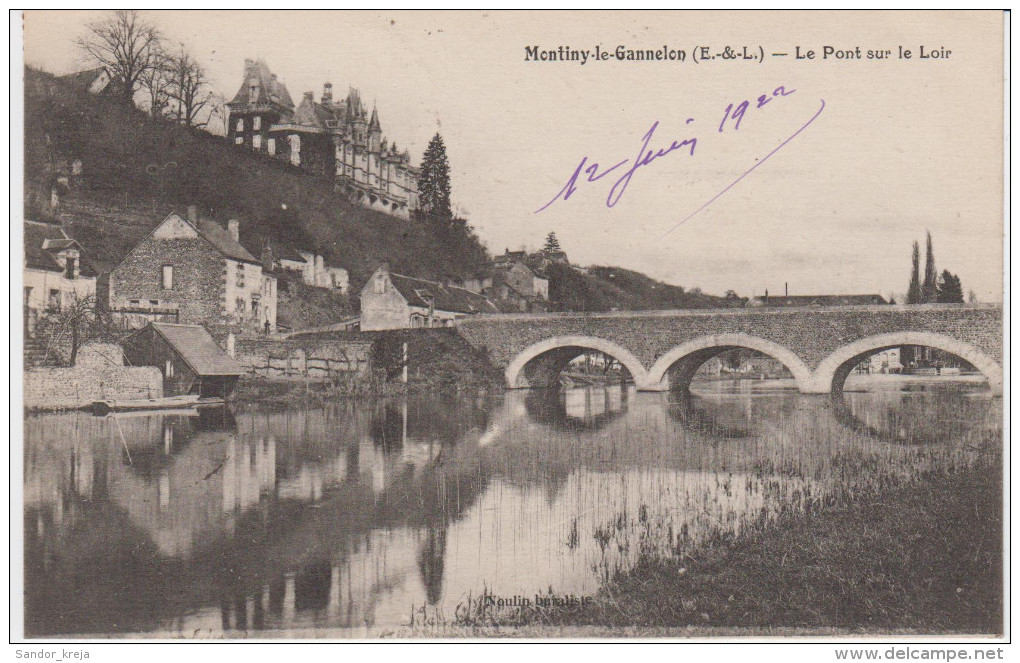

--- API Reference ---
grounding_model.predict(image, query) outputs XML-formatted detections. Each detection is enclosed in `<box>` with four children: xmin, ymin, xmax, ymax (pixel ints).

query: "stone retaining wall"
<box><xmin>235</xmin><ymin>337</ymin><xmax>372</xmax><ymax>381</ymax></box>
<box><xmin>24</xmin><ymin>343</ymin><xmax>163</xmax><ymax>409</ymax></box>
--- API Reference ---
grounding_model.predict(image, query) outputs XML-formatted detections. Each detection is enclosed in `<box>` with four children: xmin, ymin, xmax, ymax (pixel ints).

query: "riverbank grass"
<box><xmin>445</xmin><ymin>461</ymin><xmax>1002</xmax><ymax>635</ymax></box>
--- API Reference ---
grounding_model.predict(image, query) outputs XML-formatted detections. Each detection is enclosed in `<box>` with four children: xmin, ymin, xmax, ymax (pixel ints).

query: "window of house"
<box><xmin>236</xmin><ymin>297</ymin><xmax>246</xmax><ymax>314</ymax></box>
<box><xmin>129</xmin><ymin>299</ymin><xmax>140</xmax><ymax>306</ymax></box>
<box><xmin>165</xmin><ymin>359</ymin><xmax>175</xmax><ymax>378</ymax></box>
<box><xmin>236</xmin><ymin>263</ymin><xmax>246</xmax><ymax>288</ymax></box>
<box><xmin>235</xmin><ymin>136</ymin><xmax>244</xmax><ymax>145</ymax></box>
<box><xmin>149</xmin><ymin>299</ymin><xmax>159</xmax><ymax>307</ymax></box>
<box><xmin>236</xmin><ymin>118</ymin><xmax>244</xmax><ymax>132</ymax></box>
<box><xmin>48</xmin><ymin>289</ymin><xmax>61</xmax><ymax>311</ymax></box>
<box><xmin>267</xmin><ymin>138</ymin><xmax>276</xmax><ymax>155</ymax></box>
<box><xmin>253</xmin><ymin>115</ymin><xmax>261</xmax><ymax>131</ymax></box>
<box><xmin>252</xmin><ymin>299</ymin><xmax>260</xmax><ymax>319</ymax></box>
<box><xmin>374</xmin><ymin>274</ymin><xmax>385</xmax><ymax>294</ymax></box>
<box><xmin>253</xmin><ymin>134</ymin><xmax>262</xmax><ymax>150</ymax></box>
<box><xmin>64</xmin><ymin>256</ymin><xmax>76</xmax><ymax>279</ymax></box>
<box><xmin>162</xmin><ymin>265</ymin><xmax>173</xmax><ymax>289</ymax></box>
<box><xmin>248</xmin><ymin>83</ymin><xmax>258</xmax><ymax>104</ymax></box>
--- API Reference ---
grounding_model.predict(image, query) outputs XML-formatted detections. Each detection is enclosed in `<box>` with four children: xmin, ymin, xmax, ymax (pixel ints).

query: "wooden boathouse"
<box><xmin>122</xmin><ymin>322</ymin><xmax>244</xmax><ymax>398</ymax></box>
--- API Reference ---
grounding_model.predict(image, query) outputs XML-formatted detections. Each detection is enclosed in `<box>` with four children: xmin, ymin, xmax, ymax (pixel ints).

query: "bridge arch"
<box><xmin>812</xmin><ymin>331</ymin><xmax>1003</xmax><ymax>396</ymax></box>
<box><xmin>505</xmin><ymin>335</ymin><xmax>651</xmax><ymax>389</ymax></box>
<box><xmin>645</xmin><ymin>333</ymin><xmax>815</xmax><ymax>392</ymax></box>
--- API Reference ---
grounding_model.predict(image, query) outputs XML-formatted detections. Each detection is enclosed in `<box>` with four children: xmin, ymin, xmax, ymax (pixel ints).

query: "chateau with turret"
<box><xmin>227</xmin><ymin>59</ymin><xmax>419</xmax><ymax>219</ymax></box>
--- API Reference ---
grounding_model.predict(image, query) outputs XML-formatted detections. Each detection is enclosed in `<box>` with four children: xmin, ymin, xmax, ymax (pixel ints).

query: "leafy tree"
<box><xmin>936</xmin><ymin>269</ymin><xmax>964</xmax><ymax>303</ymax></box>
<box><xmin>921</xmin><ymin>231</ymin><xmax>938</xmax><ymax>303</ymax></box>
<box><xmin>968</xmin><ymin>290</ymin><xmax>978</xmax><ymax>303</ymax></box>
<box><xmin>543</xmin><ymin>231</ymin><xmax>562</xmax><ymax>254</ymax></box>
<box><xmin>418</xmin><ymin>133</ymin><xmax>452</xmax><ymax>219</ymax></box>
<box><xmin>907</xmin><ymin>240</ymin><xmax>922</xmax><ymax>304</ymax></box>
<box><xmin>76</xmin><ymin>10</ymin><xmax>162</xmax><ymax>107</ymax></box>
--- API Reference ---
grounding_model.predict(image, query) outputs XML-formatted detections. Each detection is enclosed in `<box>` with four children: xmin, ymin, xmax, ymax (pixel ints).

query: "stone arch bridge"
<box><xmin>454</xmin><ymin>304</ymin><xmax>1003</xmax><ymax>396</ymax></box>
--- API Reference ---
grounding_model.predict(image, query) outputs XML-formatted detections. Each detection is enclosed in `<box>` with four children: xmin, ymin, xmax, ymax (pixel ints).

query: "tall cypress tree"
<box><xmin>921</xmin><ymin>231</ymin><xmax>938</xmax><ymax>303</ymax></box>
<box><xmin>418</xmin><ymin>133</ymin><xmax>452</xmax><ymax>219</ymax></box>
<box><xmin>907</xmin><ymin>240</ymin><xmax>922</xmax><ymax>304</ymax></box>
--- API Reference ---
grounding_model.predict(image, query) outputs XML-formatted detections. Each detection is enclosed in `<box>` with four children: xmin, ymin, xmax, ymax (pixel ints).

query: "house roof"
<box><xmin>57</xmin><ymin>67</ymin><xmax>113</xmax><ymax>94</ymax></box>
<box><xmin>24</xmin><ymin>220</ymin><xmax>97</xmax><ymax>276</ymax></box>
<box><xmin>189</xmin><ymin>216</ymin><xmax>260</xmax><ymax>264</ymax></box>
<box><xmin>228</xmin><ymin>59</ymin><xmax>295</xmax><ymax>112</ymax></box>
<box><xmin>146</xmin><ymin>323</ymin><xmax>244</xmax><ymax>376</ymax></box>
<box><xmin>748</xmin><ymin>294</ymin><xmax>889</xmax><ymax>308</ymax></box>
<box><xmin>387</xmin><ymin>272</ymin><xmax>499</xmax><ymax>315</ymax></box>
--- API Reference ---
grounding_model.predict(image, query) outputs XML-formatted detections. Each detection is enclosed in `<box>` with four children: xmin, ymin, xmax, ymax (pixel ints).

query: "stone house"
<box><xmin>23</xmin><ymin>219</ymin><xmax>97</xmax><ymax>333</ymax></box>
<box><xmin>108</xmin><ymin>208</ymin><xmax>277</xmax><ymax>335</ymax></box>
<box><xmin>459</xmin><ymin>250</ymin><xmax>550</xmax><ymax>313</ymax></box>
<box><xmin>258</xmin><ymin>240</ymin><xmax>349</xmax><ymax>294</ymax></box>
<box><xmin>360</xmin><ymin>264</ymin><xmax>499</xmax><ymax>331</ymax></box>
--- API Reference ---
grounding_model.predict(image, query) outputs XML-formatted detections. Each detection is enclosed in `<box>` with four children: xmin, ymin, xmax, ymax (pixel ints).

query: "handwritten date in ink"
<box><xmin>537</xmin><ymin>84</ymin><xmax>809</xmax><ymax>214</ymax></box>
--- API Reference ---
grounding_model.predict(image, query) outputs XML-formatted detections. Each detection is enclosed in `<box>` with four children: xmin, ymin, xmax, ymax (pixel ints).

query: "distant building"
<box><xmin>745</xmin><ymin>294</ymin><xmax>889</xmax><ymax>308</ymax></box>
<box><xmin>458</xmin><ymin>249</ymin><xmax>550</xmax><ymax>313</ymax></box>
<box><xmin>23</xmin><ymin>220</ymin><xmax>97</xmax><ymax>333</ymax></box>
<box><xmin>360</xmin><ymin>264</ymin><xmax>499</xmax><ymax>331</ymax></box>
<box><xmin>108</xmin><ymin>208</ymin><xmax>277</xmax><ymax>335</ymax></box>
<box><xmin>226</xmin><ymin>59</ymin><xmax>419</xmax><ymax>219</ymax></box>
<box><xmin>122</xmin><ymin>322</ymin><xmax>244</xmax><ymax>398</ymax></box>
<box><xmin>56</xmin><ymin>66</ymin><xmax>115</xmax><ymax>96</ymax></box>
<box><xmin>260</xmin><ymin>240</ymin><xmax>349</xmax><ymax>294</ymax></box>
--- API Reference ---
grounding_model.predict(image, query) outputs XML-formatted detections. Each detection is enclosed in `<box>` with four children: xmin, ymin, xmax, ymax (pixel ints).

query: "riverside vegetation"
<box><xmin>406</xmin><ymin>386</ymin><xmax>1002</xmax><ymax>636</ymax></box>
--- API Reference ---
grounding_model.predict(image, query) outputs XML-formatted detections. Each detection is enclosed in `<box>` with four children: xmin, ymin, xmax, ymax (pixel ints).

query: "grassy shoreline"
<box><xmin>441</xmin><ymin>459</ymin><xmax>1002</xmax><ymax>635</ymax></box>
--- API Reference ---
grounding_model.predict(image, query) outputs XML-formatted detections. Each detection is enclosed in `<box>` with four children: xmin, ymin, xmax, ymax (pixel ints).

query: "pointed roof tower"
<box><xmin>369</xmin><ymin>104</ymin><xmax>381</xmax><ymax>131</ymax></box>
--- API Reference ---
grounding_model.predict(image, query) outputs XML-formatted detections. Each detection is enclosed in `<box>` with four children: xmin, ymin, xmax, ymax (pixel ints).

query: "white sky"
<box><xmin>22</xmin><ymin>10</ymin><xmax>1005</xmax><ymax>301</ymax></box>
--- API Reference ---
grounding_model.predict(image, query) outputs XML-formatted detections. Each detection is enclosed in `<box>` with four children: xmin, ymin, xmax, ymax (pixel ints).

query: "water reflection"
<box><xmin>524</xmin><ymin>386</ymin><xmax>629</xmax><ymax>431</ymax></box>
<box><xmin>24</xmin><ymin>381</ymin><xmax>1001</xmax><ymax>637</ymax></box>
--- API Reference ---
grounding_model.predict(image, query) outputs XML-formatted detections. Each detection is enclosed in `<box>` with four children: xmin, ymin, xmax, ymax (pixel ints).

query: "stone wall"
<box><xmin>24</xmin><ymin>342</ymin><xmax>163</xmax><ymax>409</ymax></box>
<box><xmin>235</xmin><ymin>337</ymin><xmax>372</xmax><ymax>381</ymax></box>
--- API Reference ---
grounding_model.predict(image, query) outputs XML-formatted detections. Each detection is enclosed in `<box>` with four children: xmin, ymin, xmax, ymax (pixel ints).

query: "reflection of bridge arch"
<box><xmin>523</xmin><ymin>388</ymin><xmax>629</xmax><ymax>431</ymax></box>
<box><xmin>506</xmin><ymin>336</ymin><xmax>650</xmax><ymax>389</ymax></box>
<box><xmin>647</xmin><ymin>333</ymin><xmax>814</xmax><ymax>392</ymax></box>
<box><xmin>811</xmin><ymin>331</ymin><xmax>1002</xmax><ymax>396</ymax></box>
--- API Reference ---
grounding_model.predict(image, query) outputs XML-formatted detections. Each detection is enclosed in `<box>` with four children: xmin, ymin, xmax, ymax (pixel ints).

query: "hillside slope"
<box><xmin>24</xmin><ymin>67</ymin><xmax>491</xmax><ymax>290</ymax></box>
<box><xmin>547</xmin><ymin>263</ymin><xmax>735</xmax><ymax>311</ymax></box>
<box><xmin>24</xmin><ymin>66</ymin><xmax>736</xmax><ymax>322</ymax></box>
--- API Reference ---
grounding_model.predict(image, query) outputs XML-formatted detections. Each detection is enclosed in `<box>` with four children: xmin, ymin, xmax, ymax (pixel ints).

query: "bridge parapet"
<box><xmin>455</xmin><ymin>304</ymin><xmax>1003</xmax><ymax>395</ymax></box>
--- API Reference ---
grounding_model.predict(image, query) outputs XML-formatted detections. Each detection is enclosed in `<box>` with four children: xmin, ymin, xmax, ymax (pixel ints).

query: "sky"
<box><xmin>21</xmin><ymin>10</ymin><xmax>1005</xmax><ymax>301</ymax></box>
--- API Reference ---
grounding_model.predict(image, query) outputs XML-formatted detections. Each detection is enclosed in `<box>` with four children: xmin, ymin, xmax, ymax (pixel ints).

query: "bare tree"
<box><xmin>32</xmin><ymin>293</ymin><xmax>112</xmax><ymax>366</ymax></box>
<box><xmin>167</xmin><ymin>48</ymin><xmax>210</xmax><ymax>127</ymax></box>
<box><xmin>76</xmin><ymin>10</ymin><xmax>162</xmax><ymax>107</ymax></box>
<box><xmin>138</xmin><ymin>45</ymin><xmax>173</xmax><ymax>119</ymax></box>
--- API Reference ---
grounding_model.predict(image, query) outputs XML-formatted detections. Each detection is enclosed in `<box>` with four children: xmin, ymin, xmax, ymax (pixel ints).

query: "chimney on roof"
<box><xmin>227</xmin><ymin>219</ymin><xmax>240</xmax><ymax>243</ymax></box>
<box><xmin>785</xmin><ymin>282</ymin><xmax>788</xmax><ymax>296</ymax></box>
<box><xmin>187</xmin><ymin>204</ymin><xmax>198</xmax><ymax>224</ymax></box>
<box><xmin>303</xmin><ymin>91</ymin><xmax>314</xmax><ymax>103</ymax></box>
<box><xmin>322</xmin><ymin>82</ymin><xmax>333</xmax><ymax>105</ymax></box>
<box><xmin>261</xmin><ymin>241</ymin><xmax>274</xmax><ymax>274</ymax></box>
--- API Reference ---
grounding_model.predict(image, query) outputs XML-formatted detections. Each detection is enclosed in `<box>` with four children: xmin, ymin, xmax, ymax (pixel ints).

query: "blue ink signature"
<box><xmin>534</xmin><ymin>85</ymin><xmax>825</xmax><ymax>233</ymax></box>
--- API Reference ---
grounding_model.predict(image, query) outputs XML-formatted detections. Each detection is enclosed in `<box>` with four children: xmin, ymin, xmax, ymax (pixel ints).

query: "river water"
<box><xmin>23</xmin><ymin>377</ymin><xmax>1000</xmax><ymax>637</ymax></box>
